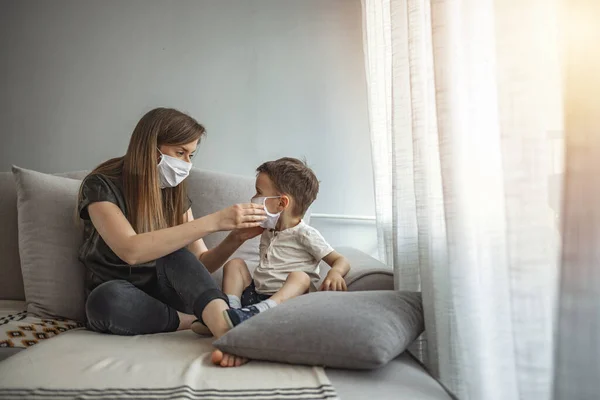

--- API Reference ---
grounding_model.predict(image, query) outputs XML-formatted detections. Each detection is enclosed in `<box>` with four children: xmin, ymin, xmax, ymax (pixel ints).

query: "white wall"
<box><xmin>0</xmin><ymin>0</ymin><xmax>379</xmax><ymax>256</ymax></box>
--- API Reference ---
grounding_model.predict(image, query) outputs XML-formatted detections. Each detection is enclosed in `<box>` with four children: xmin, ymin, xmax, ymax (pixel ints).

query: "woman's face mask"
<box><xmin>251</xmin><ymin>196</ymin><xmax>281</xmax><ymax>230</ymax></box>
<box><xmin>157</xmin><ymin>148</ymin><xmax>192</xmax><ymax>188</ymax></box>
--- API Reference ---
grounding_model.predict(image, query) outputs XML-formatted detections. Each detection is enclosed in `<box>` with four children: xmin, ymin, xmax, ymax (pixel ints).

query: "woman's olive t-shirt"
<box><xmin>77</xmin><ymin>174</ymin><xmax>191</xmax><ymax>294</ymax></box>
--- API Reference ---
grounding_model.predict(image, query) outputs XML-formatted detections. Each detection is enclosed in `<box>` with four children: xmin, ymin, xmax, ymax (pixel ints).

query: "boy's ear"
<box><xmin>280</xmin><ymin>195</ymin><xmax>290</xmax><ymax>210</ymax></box>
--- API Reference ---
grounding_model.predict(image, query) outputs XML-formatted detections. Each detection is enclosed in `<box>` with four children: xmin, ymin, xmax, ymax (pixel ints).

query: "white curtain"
<box><xmin>362</xmin><ymin>0</ymin><xmax>564</xmax><ymax>398</ymax></box>
<box><xmin>553</xmin><ymin>1</ymin><xmax>600</xmax><ymax>399</ymax></box>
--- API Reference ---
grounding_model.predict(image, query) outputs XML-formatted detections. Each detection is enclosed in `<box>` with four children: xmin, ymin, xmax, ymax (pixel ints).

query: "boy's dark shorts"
<box><xmin>241</xmin><ymin>281</ymin><xmax>271</xmax><ymax>307</ymax></box>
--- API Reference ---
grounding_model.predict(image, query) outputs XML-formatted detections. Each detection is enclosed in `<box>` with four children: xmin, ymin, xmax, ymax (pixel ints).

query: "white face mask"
<box><xmin>157</xmin><ymin>149</ymin><xmax>192</xmax><ymax>189</ymax></box>
<box><xmin>251</xmin><ymin>196</ymin><xmax>281</xmax><ymax>230</ymax></box>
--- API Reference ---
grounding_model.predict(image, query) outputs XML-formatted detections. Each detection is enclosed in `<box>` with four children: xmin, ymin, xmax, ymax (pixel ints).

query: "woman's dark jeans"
<box><xmin>86</xmin><ymin>248</ymin><xmax>228</xmax><ymax>335</ymax></box>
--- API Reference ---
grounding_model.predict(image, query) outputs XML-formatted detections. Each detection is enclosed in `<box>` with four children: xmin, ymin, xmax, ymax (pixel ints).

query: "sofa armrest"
<box><xmin>317</xmin><ymin>246</ymin><xmax>394</xmax><ymax>291</ymax></box>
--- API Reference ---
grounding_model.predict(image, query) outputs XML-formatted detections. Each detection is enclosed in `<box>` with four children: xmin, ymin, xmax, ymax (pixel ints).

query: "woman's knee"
<box><xmin>86</xmin><ymin>280</ymin><xmax>135</xmax><ymax>332</ymax></box>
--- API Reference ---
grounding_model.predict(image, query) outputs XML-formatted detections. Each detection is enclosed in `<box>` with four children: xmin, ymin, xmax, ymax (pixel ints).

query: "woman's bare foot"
<box><xmin>202</xmin><ymin>300</ymin><xmax>250</xmax><ymax>367</ymax></box>
<box><xmin>211</xmin><ymin>349</ymin><xmax>248</xmax><ymax>367</ymax></box>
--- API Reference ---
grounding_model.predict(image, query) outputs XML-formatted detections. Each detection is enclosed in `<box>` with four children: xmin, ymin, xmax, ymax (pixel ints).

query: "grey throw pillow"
<box><xmin>214</xmin><ymin>290</ymin><xmax>424</xmax><ymax>369</ymax></box>
<box><xmin>12</xmin><ymin>166</ymin><xmax>86</xmax><ymax>322</ymax></box>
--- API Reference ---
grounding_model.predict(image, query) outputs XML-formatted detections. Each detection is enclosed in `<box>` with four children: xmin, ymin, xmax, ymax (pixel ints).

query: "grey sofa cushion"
<box><xmin>12</xmin><ymin>167</ymin><xmax>86</xmax><ymax>321</ymax></box>
<box><xmin>57</xmin><ymin>171</ymin><xmax>89</xmax><ymax>180</ymax></box>
<box><xmin>186</xmin><ymin>169</ymin><xmax>312</xmax><ymax>288</ymax></box>
<box><xmin>185</xmin><ymin>169</ymin><xmax>256</xmax><ymax>247</ymax></box>
<box><xmin>214</xmin><ymin>290</ymin><xmax>424</xmax><ymax>369</ymax></box>
<box><xmin>0</xmin><ymin>170</ymin><xmax>88</xmax><ymax>302</ymax></box>
<box><xmin>0</xmin><ymin>172</ymin><xmax>24</xmax><ymax>301</ymax></box>
<box><xmin>186</xmin><ymin>169</ymin><xmax>313</xmax><ymax>286</ymax></box>
<box><xmin>185</xmin><ymin>169</ymin><xmax>259</xmax><ymax>288</ymax></box>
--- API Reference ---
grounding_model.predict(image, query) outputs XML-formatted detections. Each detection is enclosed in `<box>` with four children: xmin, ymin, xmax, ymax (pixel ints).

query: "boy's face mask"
<box><xmin>251</xmin><ymin>196</ymin><xmax>281</xmax><ymax>230</ymax></box>
<box><xmin>157</xmin><ymin>148</ymin><xmax>192</xmax><ymax>189</ymax></box>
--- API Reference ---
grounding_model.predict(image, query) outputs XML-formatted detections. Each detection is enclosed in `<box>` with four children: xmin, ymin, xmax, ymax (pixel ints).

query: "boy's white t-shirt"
<box><xmin>253</xmin><ymin>220</ymin><xmax>334</xmax><ymax>295</ymax></box>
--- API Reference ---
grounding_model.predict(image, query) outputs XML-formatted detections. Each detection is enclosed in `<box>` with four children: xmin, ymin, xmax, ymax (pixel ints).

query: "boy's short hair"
<box><xmin>257</xmin><ymin>157</ymin><xmax>319</xmax><ymax>217</ymax></box>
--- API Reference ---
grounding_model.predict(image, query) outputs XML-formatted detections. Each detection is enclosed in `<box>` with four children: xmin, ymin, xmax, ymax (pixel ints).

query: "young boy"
<box><xmin>221</xmin><ymin>157</ymin><xmax>351</xmax><ymax>328</ymax></box>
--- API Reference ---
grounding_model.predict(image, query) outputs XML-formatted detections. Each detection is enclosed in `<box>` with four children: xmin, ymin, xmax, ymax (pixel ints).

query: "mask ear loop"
<box><xmin>263</xmin><ymin>196</ymin><xmax>282</xmax><ymax>217</ymax></box>
<box><xmin>156</xmin><ymin>147</ymin><xmax>165</xmax><ymax>165</ymax></box>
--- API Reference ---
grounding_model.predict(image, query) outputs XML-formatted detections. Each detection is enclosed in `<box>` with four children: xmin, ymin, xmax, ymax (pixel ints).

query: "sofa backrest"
<box><xmin>0</xmin><ymin>168</ymin><xmax>264</xmax><ymax>301</ymax></box>
<box><xmin>0</xmin><ymin>172</ymin><xmax>24</xmax><ymax>300</ymax></box>
<box><xmin>185</xmin><ymin>169</ymin><xmax>260</xmax><ymax>286</ymax></box>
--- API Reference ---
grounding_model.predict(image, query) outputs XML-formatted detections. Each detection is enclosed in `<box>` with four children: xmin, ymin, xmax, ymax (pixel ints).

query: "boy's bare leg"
<box><xmin>269</xmin><ymin>271</ymin><xmax>311</xmax><ymax>305</ymax></box>
<box><xmin>221</xmin><ymin>271</ymin><xmax>312</xmax><ymax>329</ymax></box>
<box><xmin>222</xmin><ymin>258</ymin><xmax>252</xmax><ymax>298</ymax></box>
<box><xmin>192</xmin><ymin>259</ymin><xmax>252</xmax><ymax>336</ymax></box>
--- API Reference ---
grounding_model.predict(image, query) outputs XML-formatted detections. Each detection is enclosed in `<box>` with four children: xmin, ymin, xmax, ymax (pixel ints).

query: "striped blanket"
<box><xmin>0</xmin><ymin>329</ymin><xmax>337</xmax><ymax>400</ymax></box>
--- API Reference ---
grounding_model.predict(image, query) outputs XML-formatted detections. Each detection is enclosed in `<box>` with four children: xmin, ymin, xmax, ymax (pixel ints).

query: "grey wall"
<box><xmin>0</xmin><ymin>0</ymin><xmax>378</xmax><ymax>254</ymax></box>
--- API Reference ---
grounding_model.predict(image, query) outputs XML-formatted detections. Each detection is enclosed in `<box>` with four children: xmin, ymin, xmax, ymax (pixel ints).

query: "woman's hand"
<box><xmin>216</xmin><ymin>203</ymin><xmax>266</xmax><ymax>231</ymax></box>
<box><xmin>232</xmin><ymin>226</ymin><xmax>265</xmax><ymax>243</ymax></box>
<box><xmin>199</xmin><ymin>226</ymin><xmax>264</xmax><ymax>274</ymax></box>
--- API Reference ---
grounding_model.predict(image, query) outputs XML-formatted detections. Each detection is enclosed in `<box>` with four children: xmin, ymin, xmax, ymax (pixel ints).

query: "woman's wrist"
<box><xmin>227</xmin><ymin>230</ymin><xmax>245</xmax><ymax>246</ymax></box>
<box><xmin>196</xmin><ymin>212</ymin><xmax>221</xmax><ymax>234</ymax></box>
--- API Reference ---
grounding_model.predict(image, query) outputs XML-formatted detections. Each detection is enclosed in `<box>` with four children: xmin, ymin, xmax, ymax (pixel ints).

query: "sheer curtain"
<box><xmin>362</xmin><ymin>0</ymin><xmax>564</xmax><ymax>398</ymax></box>
<box><xmin>553</xmin><ymin>2</ymin><xmax>600</xmax><ymax>398</ymax></box>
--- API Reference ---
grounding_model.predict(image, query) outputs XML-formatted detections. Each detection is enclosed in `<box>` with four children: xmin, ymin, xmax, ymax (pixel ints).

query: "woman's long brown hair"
<box><xmin>81</xmin><ymin>108</ymin><xmax>205</xmax><ymax>233</ymax></box>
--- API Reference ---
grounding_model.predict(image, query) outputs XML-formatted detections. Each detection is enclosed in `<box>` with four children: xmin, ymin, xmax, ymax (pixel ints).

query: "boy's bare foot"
<box><xmin>211</xmin><ymin>349</ymin><xmax>248</xmax><ymax>367</ymax></box>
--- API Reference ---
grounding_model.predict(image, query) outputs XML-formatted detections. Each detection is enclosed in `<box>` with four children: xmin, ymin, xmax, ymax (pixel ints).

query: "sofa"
<box><xmin>0</xmin><ymin>167</ymin><xmax>452</xmax><ymax>399</ymax></box>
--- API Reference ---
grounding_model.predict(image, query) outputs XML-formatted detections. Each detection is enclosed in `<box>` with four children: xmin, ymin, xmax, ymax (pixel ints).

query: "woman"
<box><xmin>77</xmin><ymin>107</ymin><xmax>265</xmax><ymax>367</ymax></box>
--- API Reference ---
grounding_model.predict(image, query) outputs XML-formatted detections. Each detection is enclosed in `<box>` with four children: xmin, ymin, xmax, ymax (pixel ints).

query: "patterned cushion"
<box><xmin>0</xmin><ymin>309</ymin><xmax>83</xmax><ymax>350</ymax></box>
